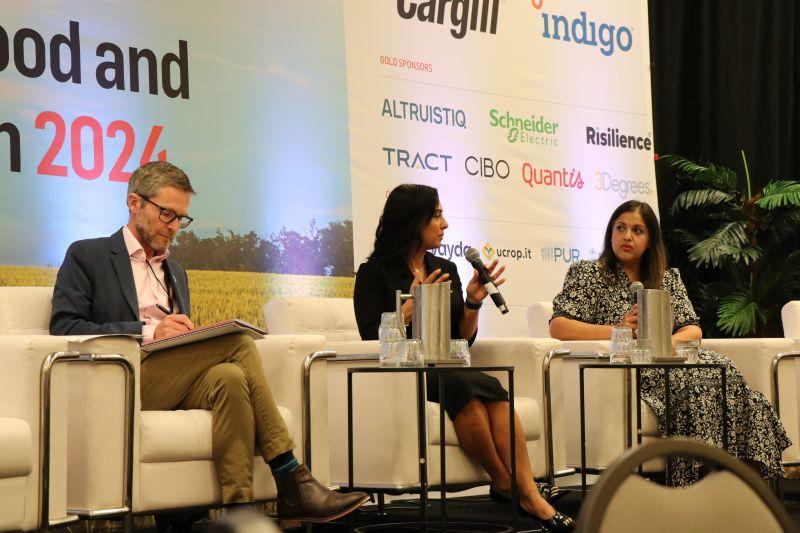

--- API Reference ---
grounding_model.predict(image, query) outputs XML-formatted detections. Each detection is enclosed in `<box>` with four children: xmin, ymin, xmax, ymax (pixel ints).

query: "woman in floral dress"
<box><xmin>550</xmin><ymin>200</ymin><xmax>790</xmax><ymax>485</ymax></box>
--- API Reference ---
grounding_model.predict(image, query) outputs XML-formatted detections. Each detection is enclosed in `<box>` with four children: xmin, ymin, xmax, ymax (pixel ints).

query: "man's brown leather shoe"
<box><xmin>274</xmin><ymin>465</ymin><xmax>370</xmax><ymax>523</ymax></box>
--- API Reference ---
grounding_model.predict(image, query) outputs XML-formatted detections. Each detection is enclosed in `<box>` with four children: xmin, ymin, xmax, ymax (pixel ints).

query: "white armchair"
<box><xmin>0</xmin><ymin>287</ymin><xmax>325</xmax><ymax>524</ymax></box>
<box><xmin>782</xmin><ymin>301</ymin><xmax>800</xmax><ymax>338</ymax></box>
<box><xmin>264</xmin><ymin>296</ymin><xmax>568</xmax><ymax>492</ymax></box>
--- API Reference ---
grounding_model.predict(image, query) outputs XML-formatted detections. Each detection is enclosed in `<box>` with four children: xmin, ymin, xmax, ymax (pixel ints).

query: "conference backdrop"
<box><xmin>0</xmin><ymin>0</ymin><xmax>656</xmax><ymax>335</ymax></box>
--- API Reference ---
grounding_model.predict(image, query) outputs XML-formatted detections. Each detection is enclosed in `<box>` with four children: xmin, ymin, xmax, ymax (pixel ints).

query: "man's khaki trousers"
<box><xmin>140</xmin><ymin>332</ymin><xmax>294</xmax><ymax>503</ymax></box>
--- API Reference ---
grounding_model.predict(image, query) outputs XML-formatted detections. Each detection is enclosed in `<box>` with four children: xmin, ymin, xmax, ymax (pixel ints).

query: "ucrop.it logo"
<box><xmin>482</xmin><ymin>241</ymin><xmax>533</xmax><ymax>262</ymax></box>
<box><xmin>489</xmin><ymin>108</ymin><xmax>559</xmax><ymax>147</ymax></box>
<box><xmin>531</xmin><ymin>1</ymin><xmax>633</xmax><ymax>57</ymax></box>
<box><xmin>397</xmin><ymin>0</ymin><xmax>500</xmax><ymax>40</ymax></box>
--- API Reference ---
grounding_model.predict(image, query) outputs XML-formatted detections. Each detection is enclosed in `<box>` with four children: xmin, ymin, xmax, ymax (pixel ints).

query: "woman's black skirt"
<box><xmin>426</xmin><ymin>371</ymin><xmax>509</xmax><ymax>420</ymax></box>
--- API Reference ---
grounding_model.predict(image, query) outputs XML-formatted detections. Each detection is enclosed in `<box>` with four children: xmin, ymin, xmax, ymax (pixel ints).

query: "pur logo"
<box><xmin>532</xmin><ymin>2</ymin><xmax>633</xmax><ymax>57</ymax></box>
<box><xmin>397</xmin><ymin>0</ymin><xmax>500</xmax><ymax>39</ymax></box>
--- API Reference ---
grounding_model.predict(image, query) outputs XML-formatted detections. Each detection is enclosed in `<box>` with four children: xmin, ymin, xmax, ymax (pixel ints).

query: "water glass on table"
<box><xmin>400</xmin><ymin>338</ymin><xmax>424</xmax><ymax>367</ymax></box>
<box><xmin>630</xmin><ymin>338</ymin><xmax>653</xmax><ymax>364</ymax></box>
<box><xmin>676</xmin><ymin>340</ymin><xmax>700</xmax><ymax>364</ymax></box>
<box><xmin>450</xmin><ymin>339</ymin><xmax>471</xmax><ymax>366</ymax></box>
<box><xmin>610</xmin><ymin>327</ymin><xmax>633</xmax><ymax>364</ymax></box>
<box><xmin>379</xmin><ymin>312</ymin><xmax>404</xmax><ymax>366</ymax></box>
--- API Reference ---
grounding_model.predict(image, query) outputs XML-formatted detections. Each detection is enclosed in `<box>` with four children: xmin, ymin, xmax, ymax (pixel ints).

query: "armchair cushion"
<box><xmin>0</xmin><ymin>417</ymin><xmax>32</xmax><ymax>477</ymax></box>
<box><xmin>0</xmin><ymin>286</ymin><xmax>52</xmax><ymax>335</ymax></box>
<box><xmin>140</xmin><ymin>407</ymin><xmax>294</xmax><ymax>463</ymax></box>
<box><xmin>782</xmin><ymin>301</ymin><xmax>800</xmax><ymax>338</ymax></box>
<box><xmin>264</xmin><ymin>297</ymin><xmax>361</xmax><ymax>342</ymax></box>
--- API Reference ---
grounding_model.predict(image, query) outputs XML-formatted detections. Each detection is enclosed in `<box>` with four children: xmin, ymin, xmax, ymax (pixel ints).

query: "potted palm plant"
<box><xmin>661</xmin><ymin>152</ymin><xmax>800</xmax><ymax>337</ymax></box>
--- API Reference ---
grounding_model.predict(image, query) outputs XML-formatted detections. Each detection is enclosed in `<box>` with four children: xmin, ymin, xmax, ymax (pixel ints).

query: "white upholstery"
<box><xmin>265</xmin><ymin>297</ymin><xmax>361</xmax><ymax>342</ymax></box>
<box><xmin>0</xmin><ymin>334</ymin><xmax>71</xmax><ymax>531</ymax></box>
<box><xmin>0</xmin><ymin>286</ymin><xmax>324</xmax><ymax>521</ymax></box>
<box><xmin>526</xmin><ymin>302</ymin><xmax>554</xmax><ymax>338</ymax></box>
<box><xmin>782</xmin><ymin>301</ymin><xmax>800</xmax><ymax>338</ymax></box>
<box><xmin>264</xmin><ymin>296</ymin><xmax>563</xmax><ymax>491</ymax></box>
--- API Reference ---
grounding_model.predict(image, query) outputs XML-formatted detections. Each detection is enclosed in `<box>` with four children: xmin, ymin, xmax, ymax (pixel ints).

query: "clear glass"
<box><xmin>379</xmin><ymin>312</ymin><xmax>404</xmax><ymax>342</ymax></box>
<box><xmin>379</xmin><ymin>339</ymin><xmax>402</xmax><ymax>367</ymax></box>
<box><xmin>676</xmin><ymin>339</ymin><xmax>700</xmax><ymax>364</ymax></box>
<box><xmin>450</xmin><ymin>339</ymin><xmax>471</xmax><ymax>367</ymax></box>
<box><xmin>630</xmin><ymin>338</ymin><xmax>653</xmax><ymax>364</ymax></box>
<box><xmin>610</xmin><ymin>327</ymin><xmax>633</xmax><ymax>363</ymax></box>
<box><xmin>400</xmin><ymin>339</ymin><xmax>424</xmax><ymax>367</ymax></box>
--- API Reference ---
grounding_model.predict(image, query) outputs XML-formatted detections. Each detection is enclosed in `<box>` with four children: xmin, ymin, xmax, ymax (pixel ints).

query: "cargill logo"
<box><xmin>397</xmin><ymin>0</ymin><xmax>500</xmax><ymax>39</ymax></box>
<box><xmin>531</xmin><ymin>1</ymin><xmax>633</xmax><ymax>57</ymax></box>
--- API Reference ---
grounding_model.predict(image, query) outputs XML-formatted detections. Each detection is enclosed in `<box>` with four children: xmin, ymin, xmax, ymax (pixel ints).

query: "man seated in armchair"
<box><xmin>49</xmin><ymin>160</ymin><xmax>369</xmax><ymax>524</ymax></box>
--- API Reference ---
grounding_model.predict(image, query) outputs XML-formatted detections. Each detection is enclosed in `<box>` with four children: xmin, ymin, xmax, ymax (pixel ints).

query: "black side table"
<box><xmin>347</xmin><ymin>364</ymin><xmax>518</xmax><ymax>532</ymax></box>
<box><xmin>579</xmin><ymin>362</ymin><xmax>728</xmax><ymax>493</ymax></box>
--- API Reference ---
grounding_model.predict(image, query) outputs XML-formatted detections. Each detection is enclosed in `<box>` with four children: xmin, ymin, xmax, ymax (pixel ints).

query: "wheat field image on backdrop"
<box><xmin>0</xmin><ymin>266</ymin><xmax>354</xmax><ymax>330</ymax></box>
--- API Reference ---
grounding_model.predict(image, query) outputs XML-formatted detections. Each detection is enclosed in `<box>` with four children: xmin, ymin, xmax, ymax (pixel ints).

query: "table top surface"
<box><xmin>347</xmin><ymin>364</ymin><xmax>514</xmax><ymax>374</ymax></box>
<box><xmin>579</xmin><ymin>362</ymin><xmax>726</xmax><ymax>370</ymax></box>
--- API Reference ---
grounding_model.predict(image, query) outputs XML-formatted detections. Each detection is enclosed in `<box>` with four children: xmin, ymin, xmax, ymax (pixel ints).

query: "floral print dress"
<box><xmin>552</xmin><ymin>259</ymin><xmax>791</xmax><ymax>485</ymax></box>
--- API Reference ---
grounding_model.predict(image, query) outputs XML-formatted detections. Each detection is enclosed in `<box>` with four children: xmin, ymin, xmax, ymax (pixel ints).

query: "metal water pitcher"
<box><xmin>395</xmin><ymin>282</ymin><xmax>451</xmax><ymax>362</ymax></box>
<box><xmin>636</xmin><ymin>289</ymin><xmax>673</xmax><ymax>357</ymax></box>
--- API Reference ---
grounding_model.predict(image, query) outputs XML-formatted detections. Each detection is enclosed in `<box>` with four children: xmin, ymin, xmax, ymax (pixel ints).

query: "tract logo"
<box><xmin>531</xmin><ymin>1</ymin><xmax>633</xmax><ymax>57</ymax></box>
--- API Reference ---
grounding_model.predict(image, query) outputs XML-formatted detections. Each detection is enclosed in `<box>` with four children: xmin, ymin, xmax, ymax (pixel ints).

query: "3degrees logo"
<box><xmin>530</xmin><ymin>0</ymin><xmax>633</xmax><ymax>57</ymax></box>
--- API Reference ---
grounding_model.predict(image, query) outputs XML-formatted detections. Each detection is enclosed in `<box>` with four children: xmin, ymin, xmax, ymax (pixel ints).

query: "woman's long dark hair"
<box><xmin>369</xmin><ymin>184</ymin><xmax>439</xmax><ymax>263</ymax></box>
<box><xmin>599</xmin><ymin>200</ymin><xmax>667</xmax><ymax>289</ymax></box>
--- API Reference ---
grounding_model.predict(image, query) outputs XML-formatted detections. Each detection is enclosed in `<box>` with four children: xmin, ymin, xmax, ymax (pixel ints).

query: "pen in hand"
<box><xmin>156</xmin><ymin>303</ymin><xmax>172</xmax><ymax>315</ymax></box>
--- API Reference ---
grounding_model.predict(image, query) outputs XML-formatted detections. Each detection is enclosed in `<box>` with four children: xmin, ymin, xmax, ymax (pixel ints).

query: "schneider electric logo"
<box><xmin>397</xmin><ymin>0</ymin><xmax>500</xmax><ymax>39</ymax></box>
<box><xmin>489</xmin><ymin>108</ymin><xmax>559</xmax><ymax>147</ymax></box>
<box><xmin>532</xmin><ymin>1</ymin><xmax>633</xmax><ymax>57</ymax></box>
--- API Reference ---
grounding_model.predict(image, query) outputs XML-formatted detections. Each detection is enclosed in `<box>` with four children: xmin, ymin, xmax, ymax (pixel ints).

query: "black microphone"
<box><xmin>464</xmin><ymin>247</ymin><xmax>509</xmax><ymax>314</ymax></box>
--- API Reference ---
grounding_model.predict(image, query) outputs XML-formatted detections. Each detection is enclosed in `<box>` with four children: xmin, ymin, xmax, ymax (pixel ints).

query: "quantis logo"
<box><xmin>489</xmin><ymin>108</ymin><xmax>559</xmax><ymax>147</ymax></box>
<box><xmin>531</xmin><ymin>0</ymin><xmax>634</xmax><ymax>57</ymax></box>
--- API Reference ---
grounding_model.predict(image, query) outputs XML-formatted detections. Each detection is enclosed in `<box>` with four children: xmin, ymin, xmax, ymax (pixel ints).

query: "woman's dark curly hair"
<box><xmin>369</xmin><ymin>184</ymin><xmax>439</xmax><ymax>262</ymax></box>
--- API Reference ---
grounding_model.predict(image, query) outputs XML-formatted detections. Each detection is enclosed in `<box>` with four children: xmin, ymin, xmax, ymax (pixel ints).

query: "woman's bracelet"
<box><xmin>464</xmin><ymin>298</ymin><xmax>482</xmax><ymax>310</ymax></box>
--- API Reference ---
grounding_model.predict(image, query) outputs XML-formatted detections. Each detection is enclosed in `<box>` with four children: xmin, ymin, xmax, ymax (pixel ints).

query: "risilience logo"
<box><xmin>531</xmin><ymin>0</ymin><xmax>633</xmax><ymax>57</ymax></box>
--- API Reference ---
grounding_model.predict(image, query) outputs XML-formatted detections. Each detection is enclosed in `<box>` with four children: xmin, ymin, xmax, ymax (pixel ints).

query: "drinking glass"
<box><xmin>379</xmin><ymin>339</ymin><xmax>402</xmax><ymax>367</ymax></box>
<box><xmin>450</xmin><ymin>339</ymin><xmax>471</xmax><ymax>367</ymax></box>
<box><xmin>379</xmin><ymin>312</ymin><xmax>405</xmax><ymax>340</ymax></box>
<box><xmin>401</xmin><ymin>339</ymin><xmax>424</xmax><ymax>367</ymax></box>
<box><xmin>610</xmin><ymin>327</ymin><xmax>633</xmax><ymax>363</ymax></box>
<box><xmin>676</xmin><ymin>340</ymin><xmax>700</xmax><ymax>364</ymax></box>
<box><xmin>630</xmin><ymin>338</ymin><xmax>653</xmax><ymax>364</ymax></box>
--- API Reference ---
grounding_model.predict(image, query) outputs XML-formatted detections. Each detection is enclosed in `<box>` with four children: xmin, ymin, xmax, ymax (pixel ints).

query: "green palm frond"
<box><xmin>670</xmin><ymin>189</ymin><xmax>736</xmax><ymax>213</ymax></box>
<box><xmin>687</xmin><ymin>221</ymin><xmax>747</xmax><ymax>268</ymax></box>
<box><xmin>757</xmin><ymin>180</ymin><xmax>800</xmax><ymax>209</ymax></box>
<box><xmin>662</xmin><ymin>155</ymin><xmax>738</xmax><ymax>190</ymax></box>
<box><xmin>716</xmin><ymin>291</ymin><xmax>763</xmax><ymax>337</ymax></box>
<box><xmin>660</xmin><ymin>154</ymin><xmax>708</xmax><ymax>175</ymax></box>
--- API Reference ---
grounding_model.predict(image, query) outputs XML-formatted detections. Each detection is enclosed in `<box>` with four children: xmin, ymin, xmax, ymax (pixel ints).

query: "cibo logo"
<box><xmin>521</xmin><ymin>163</ymin><xmax>583</xmax><ymax>190</ymax></box>
<box><xmin>489</xmin><ymin>109</ymin><xmax>559</xmax><ymax>147</ymax></box>
<box><xmin>531</xmin><ymin>1</ymin><xmax>633</xmax><ymax>57</ymax></box>
<box><xmin>586</xmin><ymin>126</ymin><xmax>652</xmax><ymax>151</ymax></box>
<box><xmin>540</xmin><ymin>247</ymin><xmax>581</xmax><ymax>264</ymax></box>
<box><xmin>382</xmin><ymin>98</ymin><xmax>467</xmax><ymax>129</ymax></box>
<box><xmin>397</xmin><ymin>0</ymin><xmax>500</xmax><ymax>39</ymax></box>
<box><xmin>382</xmin><ymin>146</ymin><xmax>452</xmax><ymax>172</ymax></box>
<box><xmin>483</xmin><ymin>242</ymin><xmax>533</xmax><ymax>262</ymax></box>
<box><xmin>594</xmin><ymin>171</ymin><xmax>652</xmax><ymax>199</ymax></box>
<box><xmin>466</xmin><ymin>156</ymin><xmax>509</xmax><ymax>179</ymax></box>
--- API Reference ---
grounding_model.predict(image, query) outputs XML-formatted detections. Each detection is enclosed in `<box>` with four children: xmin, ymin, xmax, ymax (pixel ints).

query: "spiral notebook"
<box><xmin>141</xmin><ymin>319</ymin><xmax>266</xmax><ymax>353</ymax></box>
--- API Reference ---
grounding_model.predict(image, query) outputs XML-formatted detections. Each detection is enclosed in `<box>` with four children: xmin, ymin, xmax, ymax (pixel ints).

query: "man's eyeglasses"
<box><xmin>138</xmin><ymin>194</ymin><xmax>193</xmax><ymax>229</ymax></box>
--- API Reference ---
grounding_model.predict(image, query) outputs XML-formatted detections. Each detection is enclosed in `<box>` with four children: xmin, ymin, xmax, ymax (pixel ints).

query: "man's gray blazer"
<box><xmin>49</xmin><ymin>228</ymin><xmax>190</xmax><ymax>335</ymax></box>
